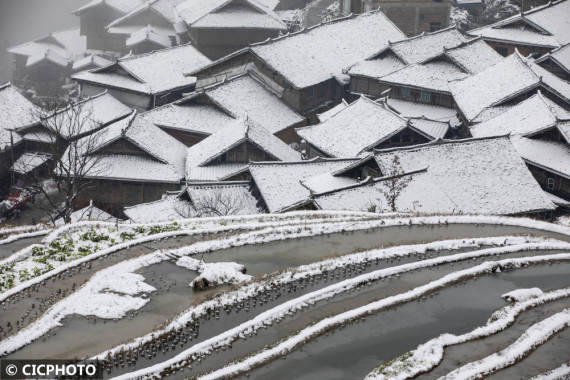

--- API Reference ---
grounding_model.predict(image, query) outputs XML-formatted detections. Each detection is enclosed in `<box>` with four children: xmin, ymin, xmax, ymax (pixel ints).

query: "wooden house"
<box><xmin>313</xmin><ymin>137</ymin><xmax>556</xmax><ymax>216</ymax></box>
<box><xmin>72</xmin><ymin>44</ymin><xmax>211</xmax><ymax>111</ymax></box>
<box><xmin>348</xmin><ymin>29</ymin><xmax>502</xmax><ymax>108</ymax></box>
<box><xmin>339</xmin><ymin>0</ymin><xmax>452</xmax><ymax>36</ymax></box>
<box><xmin>467</xmin><ymin>0</ymin><xmax>569</xmax><ymax>57</ymax></box>
<box><xmin>470</xmin><ymin>92</ymin><xmax>570</xmax><ymax>200</ymax></box>
<box><xmin>65</xmin><ymin>111</ymin><xmax>187</xmax><ymax>214</ymax></box>
<box><xmin>185</xmin><ymin>118</ymin><xmax>300</xmax><ymax>182</ymax></box>
<box><xmin>11</xmin><ymin>91</ymin><xmax>132</xmax><ymax>183</ymax></box>
<box><xmin>296</xmin><ymin>96</ymin><xmax>449</xmax><ymax>158</ymax></box>
<box><xmin>0</xmin><ymin>83</ymin><xmax>41</xmax><ymax>194</ymax></box>
<box><xmin>105</xmin><ymin>0</ymin><xmax>188</xmax><ymax>54</ymax></box>
<box><xmin>7</xmin><ymin>29</ymin><xmax>87</xmax><ymax>97</ymax></box>
<box><xmin>190</xmin><ymin>11</ymin><xmax>405</xmax><ymax>117</ymax></box>
<box><xmin>449</xmin><ymin>51</ymin><xmax>570</xmax><ymax>125</ymax></box>
<box><xmin>139</xmin><ymin>67</ymin><xmax>305</xmax><ymax>146</ymax></box>
<box><xmin>177</xmin><ymin>0</ymin><xmax>287</xmax><ymax>60</ymax></box>
<box><xmin>73</xmin><ymin>0</ymin><xmax>143</xmax><ymax>51</ymax></box>
<box><xmin>535</xmin><ymin>44</ymin><xmax>570</xmax><ymax>81</ymax></box>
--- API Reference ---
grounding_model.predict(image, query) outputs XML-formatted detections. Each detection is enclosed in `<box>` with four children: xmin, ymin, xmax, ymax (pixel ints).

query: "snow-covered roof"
<box><xmin>124</xmin><ymin>192</ymin><xmax>186</xmax><ymax>223</ymax></box>
<box><xmin>379</xmin><ymin>61</ymin><xmax>468</xmax><ymax>93</ymax></box>
<box><xmin>74</xmin><ymin>0</ymin><xmax>143</xmax><ymax>14</ymax></box>
<box><xmin>348</xmin><ymin>53</ymin><xmax>406</xmax><ymax>79</ymax></box>
<box><xmin>8</xmin><ymin>29</ymin><xmax>87</xmax><ymax>67</ymax></box>
<box><xmin>177</xmin><ymin>0</ymin><xmax>285</xmax><ymax>29</ymax></box>
<box><xmin>88</xmin><ymin>110</ymin><xmax>188</xmax><ymax>182</ymax></box>
<box><xmin>468</xmin><ymin>0</ymin><xmax>570</xmax><ymax>48</ymax></box>
<box><xmin>249</xmin><ymin>158</ymin><xmax>359</xmax><ymax>212</ymax></box>
<box><xmin>297</xmin><ymin>96</ymin><xmax>429</xmax><ymax>157</ymax></box>
<box><xmin>10</xmin><ymin>152</ymin><xmax>52</xmax><ymax>175</ymax></box>
<box><xmin>55</xmin><ymin>201</ymin><xmax>116</xmax><ymax>226</ymax></box>
<box><xmin>39</xmin><ymin>92</ymin><xmax>132</xmax><ymax>139</ymax></box>
<box><xmin>372</xmin><ymin>137</ymin><xmax>556</xmax><ymax>215</ymax></box>
<box><xmin>385</xmin><ymin>26</ymin><xmax>470</xmax><ymax>64</ymax></box>
<box><xmin>511</xmin><ymin>136</ymin><xmax>570</xmax><ymax>180</ymax></box>
<box><xmin>0</xmin><ymin>83</ymin><xmax>41</xmax><ymax>151</ymax></box>
<box><xmin>125</xmin><ymin>25</ymin><xmax>173</xmax><ymax>48</ymax></box>
<box><xmin>439</xmin><ymin>38</ymin><xmax>503</xmax><ymax>74</ymax></box>
<box><xmin>137</xmin><ymin>96</ymin><xmax>234</xmax><ymax>136</ymax></box>
<box><xmin>470</xmin><ymin>92</ymin><xmax>570</xmax><ymax>139</ymax></box>
<box><xmin>72</xmin><ymin>54</ymin><xmax>114</xmax><ymax>71</ymax></box>
<box><xmin>314</xmin><ymin>170</ymin><xmax>455</xmax><ymax>214</ymax></box>
<box><xmin>185</xmin><ymin>118</ymin><xmax>300</xmax><ymax>180</ymax></box>
<box><xmin>385</xmin><ymin>98</ymin><xmax>460</xmax><ymax>126</ymax></box>
<box><xmin>184</xmin><ymin>181</ymin><xmax>262</xmax><ymax>216</ymax></box>
<box><xmin>449</xmin><ymin>52</ymin><xmax>570</xmax><ymax>121</ymax></box>
<box><xmin>199</xmin><ymin>72</ymin><xmax>305</xmax><ymax>134</ymax></box>
<box><xmin>316</xmin><ymin>100</ymin><xmax>349</xmax><ymax>123</ymax></box>
<box><xmin>536</xmin><ymin>44</ymin><xmax>570</xmax><ymax>75</ymax></box>
<box><xmin>107</xmin><ymin>0</ymin><xmax>183</xmax><ymax>29</ymax></box>
<box><xmin>241</xmin><ymin>12</ymin><xmax>405</xmax><ymax>89</ymax></box>
<box><xmin>73</xmin><ymin>43</ymin><xmax>211</xmax><ymax>95</ymax></box>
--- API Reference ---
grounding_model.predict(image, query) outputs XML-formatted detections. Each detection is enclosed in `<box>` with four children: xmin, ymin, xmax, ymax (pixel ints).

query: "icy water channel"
<box><xmin>242</xmin><ymin>262</ymin><xmax>570</xmax><ymax>380</ymax></box>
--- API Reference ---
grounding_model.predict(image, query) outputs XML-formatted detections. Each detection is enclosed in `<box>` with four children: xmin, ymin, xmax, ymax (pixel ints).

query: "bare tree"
<box><xmin>191</xmin><ymin>191</ymin><xmax>246</xmax><ymax>217</ymax></box>
<box><xmin>379</xmin><ymin>155</ymin><xmax>412</xmax><ymax>212</ymax></box>
<box><xmin>23</xmin><ymin>98</ymin><xmax>107</xmax><ymax>225</ymax></box>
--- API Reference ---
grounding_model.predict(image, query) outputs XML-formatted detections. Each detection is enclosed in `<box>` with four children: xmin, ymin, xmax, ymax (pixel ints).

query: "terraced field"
<box><xmin>0</xmin><ymin>212</ymin><xmax>569</xmax><ymax>379</ymax></box>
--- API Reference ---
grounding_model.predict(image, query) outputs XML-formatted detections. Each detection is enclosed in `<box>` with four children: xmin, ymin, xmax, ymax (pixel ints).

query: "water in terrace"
<box><xmin>241</xmin><ymin>262</ymin><xmax>570</xmax><ymax>380</ymax></box>
<box><xmin>3</xmin><ymin>223</ymin><xmax>569</xmax><ymax>370</ymax></box>
<box><xmin>0</xmin><ymin>236</ymin><xmax>44</xmax><ymax>259</ymax></box>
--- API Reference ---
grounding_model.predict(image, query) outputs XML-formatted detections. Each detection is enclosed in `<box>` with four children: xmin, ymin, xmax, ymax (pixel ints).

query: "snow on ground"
<box><xmin>557</xmin><ymin>215</ymin><xmax>570</xmax><ymax>227</ymax></box>
<box><xmin>502</xmin><ymin>288</ymin><xmax>544</xmax><ymax>303</ymax></box>
<box><xmin>365</xmin><ymin>288</ymin><xmax>569</xmax><ymax>380</ymax></box>
<box><xmin>195</xmin><ymin>254</ymin><xmax>570</xmax><ymax>380</ymax></box>
<box><xmin>530</xmin><ymin>363</ymin><xmax>570</xmax><ymax>380</ymax></box>
<box><xmin>441</xmin><ymin>309</ymin><xmax>570</xmax><ymax>379</ymax></box>
<box><xmin>112</xmin><ymin>246</ymin><xmax>570</xmax><ymax>379</ymax></box>
<box><xmin>176</xmin><ymin>256</ymin><xmax>251</xmax><ymax>289</ymax></box>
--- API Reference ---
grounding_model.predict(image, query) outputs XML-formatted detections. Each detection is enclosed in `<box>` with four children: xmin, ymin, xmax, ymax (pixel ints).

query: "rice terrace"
<box><xmin>0</xmin><ymin>212</ymin><xmax>569</xmax><ymax>379</ymax></box>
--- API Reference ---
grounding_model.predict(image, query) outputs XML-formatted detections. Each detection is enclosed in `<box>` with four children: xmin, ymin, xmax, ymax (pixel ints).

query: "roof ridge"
<box><xmin>373</xmin><ymin>135</ymin><xmax>510</xmax><ymax>154</ymax></box>
<box><xmin>118</xmin><ymin>42</ymin><xmax>197</xmax><ymax>62</ymax></box>
<box><xmin>0</xmin><ymin>82</ymin><xmax>12</xmax><ymax>91</ymax></box>
<box><xmin>250</xmin><ymin>157</ymin><xmax>358</xmax><ymax>166</ymax></box>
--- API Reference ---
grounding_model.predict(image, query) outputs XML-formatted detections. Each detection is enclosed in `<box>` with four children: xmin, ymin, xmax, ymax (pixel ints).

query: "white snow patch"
<box><xmin>502</xmin><ymin>288</ymin><xmax>544</xmax><ymax>303</ymax></box>
<box><xmin>176</xmin><ymin>257</ymin><xmax>251</xmax><ymax>289</ymax></box>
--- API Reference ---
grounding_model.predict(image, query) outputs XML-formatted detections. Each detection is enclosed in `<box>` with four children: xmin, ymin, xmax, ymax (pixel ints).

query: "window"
<box><xmin>420</xmin><ymin>91</ymin><xmax>431</xmax><ymax>103</ymax></box>
<box><xmin>390</xmin><ymin>135</ymin><xmax>401</xmax><ymax>144</ymax></box>
<box><xmin>400</xmin><ymin>87</ymin><xmax>411</xmax><ymax>99</ymax></box>
<box><xmin>547</xmin><ymin>178</ymin><xmax>555</xmax><ymax>191</ymax></box>
<box><xmin>402</xmin><ymin>134</ymin><xmax>411</xmax><ymax>143</ymax></box>
<box><xmin>430</xmin><ymin>22</ymin><xmax>441</xmax><ymax>32</ymax></box>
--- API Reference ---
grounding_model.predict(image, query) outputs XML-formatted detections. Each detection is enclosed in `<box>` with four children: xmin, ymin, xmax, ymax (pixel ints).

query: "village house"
<box><xmin>139</xmin><ymin>70</ymin><xmax>305</xmax><ymax>146</ymax></box>
<box><xmin>0</xmin><ymin>83</ymin><xmax>42</xmax><ymax>194</ymax></box>
<box><xmin>185</xmin><ymin>118</ymin><xmax>300</xmax><ymax>181</ymax></box>
<box><xmin>348</xmin><ymin>28</ymin><xmax>502</xmax><ymax>108</ymax></box>
<box><xmin>9</xmin><ymin>91</ymin><xmax>131</xmax><ymax>184</ymax></box>
<box><xmin>313</xmin><ymin>137</ymin><xmax>557</xmax><ymax>216</ymax></box>
<box><xmin>66</xmin><ymin>110</ymin><xmax>187</xmax><ymax>214</ymax></box>
<box><xmin>123</xmin><ymin>181</ymin><xmax>264</xmax><ymax>222</ymax></box>
<box><xmin>190</xmin><ymin>11</ymin><xmax>405</xmax><ymax>117</ymax></box>
<box><xmin>73</xmin><ymin>0</ymin><xmax>144</xmax><ymax>51</ymax></box>
<box><xmin>248</xmin><ymin>158</ymin><xmax>369</xmax><ymax>213</ymax></box>
<box><xmin>382</xmin><ymin>97</ymin><xmax>461</xmax><ymax>127</ymax></box>
<box><xmin>296</xmin><ymin>96</ymin><xmax>450</xmax><ymax>158</ymax></box>
<box><xmin>105</xmin><ymin>0</ymin><xmax>188</xmax><ymax>54</ymax></box>
<box><xmin>7</xmin><ymin>29</ymin><xmax>88</xmax><ymax>97</ymax></box>
<box><xmin>177</xmin><ymin>0</ymin><xmax>287</xmax><ymax>60</ymax></box>
<box><xmin>449</xmin><ymin>51</ymin><xmax>570</xmax><ymax>124</ymax></box>
<box><xmin>467</xmin><ymin>0</ymin><xmax>570</xmax><ymax>57</ymax></box>
<box><xmin>535</xmin><ymin>44</ymin><xmax>570</xmax><ymax>81</ymax></box>
<box><xmin>470</xmin><ymin>92</ymin><xmax>570</xmax><ymax>200</ymax></box>
<box><xmin>72</xmin><ymin>43</ymin><xmax>211</xmax><ymax>111</ymax></box>
<box><xmin>339</xmin><ymin>0</ymin><xmax>452</xmax><ymax>36</ymax></box>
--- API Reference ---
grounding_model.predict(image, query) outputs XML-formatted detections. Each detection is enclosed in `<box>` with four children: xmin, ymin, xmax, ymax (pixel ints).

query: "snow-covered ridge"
<box><xmin>441</xmin><ymin>309</ymin><xmax>570</xmax><ymax>379</ymax></box>
<box><xmin>365</xmin><ymin>287</ymin><xmax>570</xmax><ymax>379</ymax></box>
